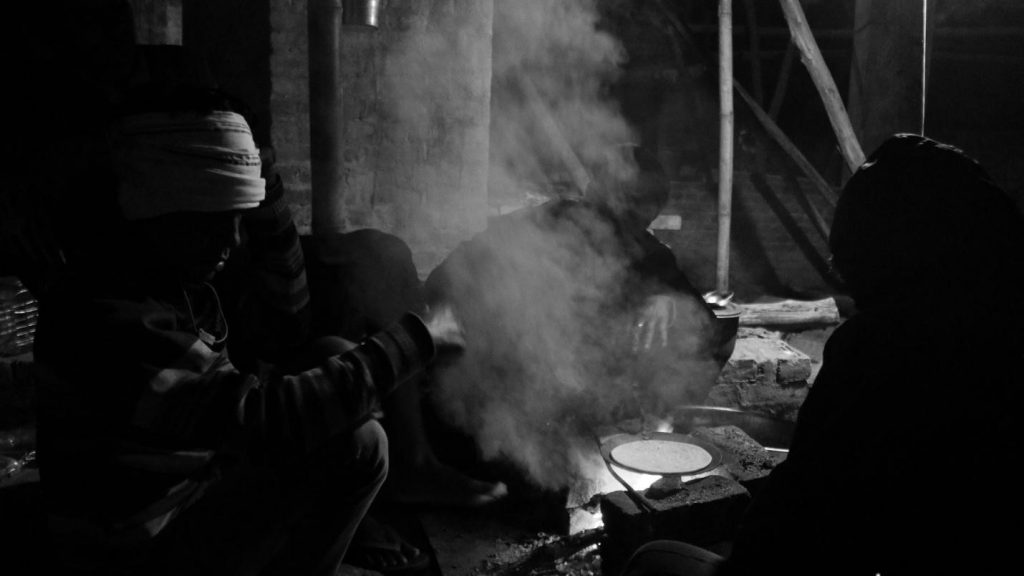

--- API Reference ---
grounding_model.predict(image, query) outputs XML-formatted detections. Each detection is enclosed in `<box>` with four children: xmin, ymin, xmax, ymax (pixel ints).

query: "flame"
<box><xmin>569</xmin><ymin>509</ymin><xmax>604</xmax><ymax>533</ymax></box>
<box><xmin>586</xmin><ymin>459</ymin><xmax>663</xmax><ymax>494</ymax></box>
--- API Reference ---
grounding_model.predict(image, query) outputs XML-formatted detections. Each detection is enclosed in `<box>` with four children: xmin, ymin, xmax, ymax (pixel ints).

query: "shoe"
<box><xmin>345</xmin><ymin>514</ymin><xmax>431</xmax><ymax>575</ymax></box>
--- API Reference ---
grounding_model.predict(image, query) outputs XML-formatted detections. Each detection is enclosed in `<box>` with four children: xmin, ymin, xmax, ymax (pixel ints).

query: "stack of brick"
<box><xmin>707</xmin><ymin>327</ymin><xmax>813</xmax><ymax>422</ymax></box>
<box><xmin>600</xmin><ymin>475</ymin><xmax>749</xmax><ymax>576</ymax></box>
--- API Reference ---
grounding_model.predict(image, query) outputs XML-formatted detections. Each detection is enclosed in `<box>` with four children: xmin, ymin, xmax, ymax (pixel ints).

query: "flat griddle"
<box><xmin>599</xmin><ymin>432</ymin><xmax>722</xmax><ymax>476</ymax></box>
<box><xmin>596</xmin><ymin>432</ymin><xmax>723</xmax><ymax>514</ymax></box>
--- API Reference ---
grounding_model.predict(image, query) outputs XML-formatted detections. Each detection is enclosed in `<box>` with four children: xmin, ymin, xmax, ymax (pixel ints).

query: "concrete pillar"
<box><xmin>345</xmin><ymin>0</ymin><xmax>493</xmax><ymax>273</ymax></box>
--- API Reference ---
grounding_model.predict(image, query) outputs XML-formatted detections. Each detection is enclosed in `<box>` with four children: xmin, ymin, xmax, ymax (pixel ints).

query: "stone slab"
<box><xmin>600</xmin><ymin>475</ymin><xmax>749</xmax><ymax>575</ymax></box>
<box><xmin>690</xmin><ymin>425</ymin><xmax>786</xmax><ymax>496</ymax></box>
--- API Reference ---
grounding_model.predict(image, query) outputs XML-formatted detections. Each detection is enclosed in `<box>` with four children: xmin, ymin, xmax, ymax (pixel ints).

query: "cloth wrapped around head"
<box><xmin>112</xmin><ymin>110</ymin><xmax>265</xmax><ymax>220</ymax></box>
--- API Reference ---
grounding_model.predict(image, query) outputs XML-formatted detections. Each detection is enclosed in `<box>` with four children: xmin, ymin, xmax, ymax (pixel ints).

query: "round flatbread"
<box><xmin>610</xmin><ymin>439</ymin><xmax>713</xmax><ymax>474</ymax></box>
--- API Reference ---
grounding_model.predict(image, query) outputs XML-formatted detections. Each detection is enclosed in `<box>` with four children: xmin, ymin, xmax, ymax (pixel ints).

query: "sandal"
<box><xmin>345</xmin><ymin>514</ymin><xmax>432</xmax><ymax>575</ymax></box>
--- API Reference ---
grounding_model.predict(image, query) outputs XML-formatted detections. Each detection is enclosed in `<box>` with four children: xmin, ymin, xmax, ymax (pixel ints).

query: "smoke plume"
<box><xmin>488</xmin><ymin>0</ymin><xmax>636</xmax><ymax>206</ymax></box>
<box><xmin>417</xmin><ymin>0</ymin><xmax>721</xmax><ymax>491</ymax></box>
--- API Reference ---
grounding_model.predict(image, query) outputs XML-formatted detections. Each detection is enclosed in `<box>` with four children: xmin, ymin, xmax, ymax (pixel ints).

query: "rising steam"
<box><xmin>404</xmin><ymin>0</ymin><xmax>721</xmax><ymax>491</ymax></box>
<box><xmin>488</xmin><ymin>0</ymin><xmax>636</xmax><ymax>206</ymax></box>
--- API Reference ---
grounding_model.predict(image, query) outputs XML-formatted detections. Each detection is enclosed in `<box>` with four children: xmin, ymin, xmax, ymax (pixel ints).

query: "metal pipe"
<box><xmin>308</xmin><ymin>0</ymin><xmax>346</xmax><ymax>234</ymax></box>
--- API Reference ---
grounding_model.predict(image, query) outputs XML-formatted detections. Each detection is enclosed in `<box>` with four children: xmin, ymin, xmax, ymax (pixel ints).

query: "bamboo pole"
<box><xmin>779</xmin><ymin>0</ymin><xmax>865</xmax><ymax>173</ymax></box>
<box><xmin>734</xmin><ymin>81</ymin><xmax>838</xmax><ymax>206</ymax></box>
<box><xmin>656</xmin><ymin>0</ymin><xmax>838</xmax><ymax>208</ymax></box>
<box><xmin>717</xmin><ymin>0</ymin><xmax>734</xmax><ymax>294</ymax></box>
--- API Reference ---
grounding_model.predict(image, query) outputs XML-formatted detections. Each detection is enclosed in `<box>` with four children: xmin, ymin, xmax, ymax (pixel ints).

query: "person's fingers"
<box><xmin>643</xmin><ymin>323</ymin><xmax>655</xmax><ymax>350</ymax></box>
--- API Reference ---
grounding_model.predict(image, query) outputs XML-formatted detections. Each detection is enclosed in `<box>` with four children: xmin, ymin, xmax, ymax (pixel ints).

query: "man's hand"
<box><xmin>632</xmin><ymin>294</ymin><xmax>677</xmax><ymax>352</ymax></box>
<box><xmin>422</xmin><ymin>303</ymin><xmax>466</xmax><ymax>357</ymax></box>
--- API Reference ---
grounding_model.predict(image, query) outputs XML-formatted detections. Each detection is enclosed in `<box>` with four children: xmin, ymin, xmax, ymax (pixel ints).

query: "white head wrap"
<box><xmin>113</xmin><ymin>111</ymin><xmax>266</xmax><ymax>220</ymax></box>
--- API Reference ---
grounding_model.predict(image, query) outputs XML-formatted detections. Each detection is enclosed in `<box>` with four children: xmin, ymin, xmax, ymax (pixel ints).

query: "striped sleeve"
<box><xmin>222</xmin><ymin>173</ymin><xmax>311</xmax><ymax>364</ymax></box>
<box><xmin>240</xmin><ymin>312</ymin><xmax>436</xmax><ymax>459</ymax></box>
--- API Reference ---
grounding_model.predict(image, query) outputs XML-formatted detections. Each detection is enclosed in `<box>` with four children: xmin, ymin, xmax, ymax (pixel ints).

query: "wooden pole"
<box><xmin>734</xmin><ymin>81</ymin><xmax>838</xmax><ymax>206</ymax></box>
<box><xmin>717</xmin><ymin>0</ymin><xmax>734</xmax><ymax>294</ymax></box>
<box><xmin>656</xmin><ymin>1</ymin><xmax>838</xmax><ymax>208</ymax></box>
<box><xmin>779</xmin><ymin>0</ymin><xmax>865</xmax><ymax>173</ymax></box>
<box><xmin>520</xmin><ymin>75</ymin><xmax>592</xmax><ymax>196</ymax></box>
<box><xmin>743</xmin><ymin>0</ymin><xmax>763</xmax><ymax>104</ymax></box>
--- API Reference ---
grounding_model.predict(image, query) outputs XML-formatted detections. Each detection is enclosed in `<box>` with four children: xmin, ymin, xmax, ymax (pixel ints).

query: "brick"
<box><xmin>719</xmin><ymin>334</ymin><xmax>812</xmax><ymax>386</ymax></box>
<box><xmin>733</xmin><ymin>383</ymin><xmax>808</xmax><ymax>422</ymax></box>
<box><xmin>690</xmin><ymin>425</ymin><xmax>785</xmax><ymax>496</ymax></box>
<box><xmin>600</xmin><ymin>475</ymin><xmax>749</xmax><ymax>576</ymax></box>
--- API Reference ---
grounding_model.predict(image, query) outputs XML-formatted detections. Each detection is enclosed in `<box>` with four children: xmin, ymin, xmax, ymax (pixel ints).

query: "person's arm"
<box><xmin>217</xmin><ymin>172</ymin><xmax>312</xmax><ymax>367</ymax></box>
<box><xmin>237</xmin><ymin>311</ymin><xmax>438</xmax><ymax>459</ymax></box>
<box><xmin>41</xmin><ymin>291</ymin><xmax>452</xmax><ymax>463</ymax></box>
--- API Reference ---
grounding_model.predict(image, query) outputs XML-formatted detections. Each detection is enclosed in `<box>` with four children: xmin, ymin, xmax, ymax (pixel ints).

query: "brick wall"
<box><xmin>268</xmin><ymin>0</ymin><xmax>313</xmax><ymax>231</ymax></box>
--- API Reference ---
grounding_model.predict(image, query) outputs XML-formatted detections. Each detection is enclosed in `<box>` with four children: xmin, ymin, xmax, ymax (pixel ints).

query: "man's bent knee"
<box><xmin>346</xmin><ymin>419</ymin><xmax>389</xmax><ymax>487</ymax></box>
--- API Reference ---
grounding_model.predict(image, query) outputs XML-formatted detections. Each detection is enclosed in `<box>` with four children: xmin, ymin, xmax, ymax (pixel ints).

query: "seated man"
<box><xmin>424</xmin><ymin>145</ymin><xmax>728</xmax><ymax>489</ymax></box>
<box><xmin>622</xmin><ymin>134</ymin><xmax>1024</xmax><ymax>575</ymax></box>
<box><xmin>217</xmin><ymin>146</ymin><xmax>506</xmax><ymax>573</ymax></box>
<box><xmin>32</xmin><ymin>86</ymin><xmax>463</xmax><ymax>576</ymax></box>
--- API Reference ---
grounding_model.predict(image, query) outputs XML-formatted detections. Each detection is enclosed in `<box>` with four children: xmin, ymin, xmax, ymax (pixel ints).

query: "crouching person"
<box><xmin>32</xmin><ymin>87</ymin><xmax>463</xmax><ymax>576</ymax></box>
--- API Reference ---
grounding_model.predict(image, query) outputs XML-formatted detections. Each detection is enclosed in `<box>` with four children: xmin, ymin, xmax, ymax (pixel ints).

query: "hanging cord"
<box><xmin>181</xmin><ymin>282</ymin><xmax>229</xmax><ymax>347</ymax></box>
<box><xmin>921</xmin><ymin>0</ymin><xmax>928</xmax><ymax>135</ymax></box>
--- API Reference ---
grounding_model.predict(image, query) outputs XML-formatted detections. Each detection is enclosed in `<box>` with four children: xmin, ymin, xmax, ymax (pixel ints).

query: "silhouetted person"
<box><xmin>622</xmin><ymin>134</ymin><xmax>1024</xmax><ymax>575</ymax></box>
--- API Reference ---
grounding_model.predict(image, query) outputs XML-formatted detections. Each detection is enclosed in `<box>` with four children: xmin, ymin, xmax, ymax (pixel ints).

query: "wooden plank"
<box><xmin>682</xmin><ymin>23</ymin><xmax>1024</xmax><ymax>40</ymax></box>
<box><xmin>519</xmin><ymin>76</ymin><xmax>592</xmax><ymax>196</ymax></box>
<box><xmin>737</xmin><ymin>297</ymin><xmax>841</xmax><ymax>327</ymax></box>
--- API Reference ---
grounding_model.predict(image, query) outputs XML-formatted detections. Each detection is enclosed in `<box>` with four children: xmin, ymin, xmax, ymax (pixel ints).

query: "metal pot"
<box><xmin>671</xmin><ymin>405</ymin><xmax>795</xmax><ymax>452</ymax></box>
<box><xmin>710</xmin><ymin>302</ymin><xmax>740</xmax><ymax>365</ymax></box>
